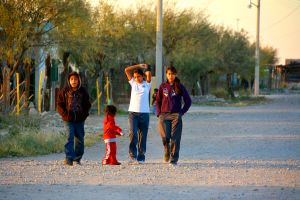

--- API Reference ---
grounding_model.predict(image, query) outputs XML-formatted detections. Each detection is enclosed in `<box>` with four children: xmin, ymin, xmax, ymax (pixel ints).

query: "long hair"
<box><xmin>166</xmin><ymin>66</ymin><xmax>182</xmax><ymax>95</ymax></box>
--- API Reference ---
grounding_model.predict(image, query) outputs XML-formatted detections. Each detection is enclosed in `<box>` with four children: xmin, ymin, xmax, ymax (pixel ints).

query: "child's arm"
<box><xmin>106</xmin><ymin>117</ymin><xmax>123</xmax><ymax>136</ymax></box>
<box><xmin>124</xmin><ymin>63</ymin><xmax>148</xmax><ymax>81</ymax></box>
<box><xmin>144</xmin><ymin>66</ymin><xmax>151</xmax><ymax>83</ymax></box>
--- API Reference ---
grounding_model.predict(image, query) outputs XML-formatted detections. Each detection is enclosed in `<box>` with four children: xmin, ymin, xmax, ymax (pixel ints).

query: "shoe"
<box><xmin>102</xmin><ymin>159</ymin><xmax>110</xmax><ymax>165</ymax></box>
<box><xmin>128</xmin><ymin>158</ymin><xmax>138</xmax><ymax>165</ymax></box>
<box><xmin>74</xmin><ymin>160</ymin><xmax>81</xmax><ymax>165</ymax></box>
<box><xmin>169</xmin><ymin>161</ymin><xmax>177</xmax><ymax>166</ymax></box>
<box><xmin>138</xmin><ymin>160</ymin><xmax>145</xmax><ymax>164</ymax></box>
<box><xmin>163</xmin><ymin>153</ymin><xmax>170</xmax><ymax>163</ymax></box>
<box><xmin>110</xmin><ymin>161</ymin><xmax>121</xmax><ymax>165</ymax></box>
<box><xmin>163</xmin><ymin>144</ymin><xmax>170</xmax><ymax>162</ymax></box>
<box><xmin>64</xmin><ymin>159</ymin><xmax>73</xmax><ymax>166</ymax></box>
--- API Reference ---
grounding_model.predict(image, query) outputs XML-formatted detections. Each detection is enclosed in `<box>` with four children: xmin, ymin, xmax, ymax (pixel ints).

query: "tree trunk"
<box><xmin>205</xmin><ymin>73</ymin><xmax>209</xmax><ymax>95</ymax></box>
<box><xmin>9</xmin><ymin>48</ymin><xmax>27</xmax><ymax>77</ymax></box>
<box><xmin>2</xmin><ymin>67</ymin><xmax>11</xmax><ymax>114</ymax></box>
<box><xmin>24</xmin><ymin>61</ymin><xmax>31</xmax><ymax>109</ymax></box>
<box><xmin>59</xmin><ymin>52</ymin><xmax>71</xmax><ymax>89</ymax></box>
<box><xmin>268</xmin><ymin>67</ymin><xmax>272</xmax><ymax>90</ymax></box>
<box><xmin>44</xmin><ymin>54</ymin><xmax>51</xmax><ymax>111</ymax></box>
<box><xmin>199</xmin><ymin>75</ymin><xmax>205</xmax><ymax>96</ymax></box>
<box><xmin>248</xmin><ymin>78</ymin><xmax>252</xmax><ymax>93</ymax></box>
<box><xmin>199</xmin><ymin>73</ymin><xmax>209</xmax><ymax>96</ymax></box>
<box><xmin>226</xmin><ymin>73</ymin><xmax>234</xmax><ymax>98</ymax></box>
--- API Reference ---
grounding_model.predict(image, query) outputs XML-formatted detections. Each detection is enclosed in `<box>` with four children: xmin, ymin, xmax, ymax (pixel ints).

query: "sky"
<box><xmin>89</xmin><ymin>0</ymin><xmax>300</xmax><ymax>65</ymax></box>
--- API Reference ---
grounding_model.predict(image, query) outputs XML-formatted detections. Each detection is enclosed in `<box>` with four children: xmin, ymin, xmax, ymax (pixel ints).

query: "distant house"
<box><xmin>282</xmin><ymin>59</ymin><xmax>300</xmax><ymax>83</ymax></box>
<box><xmin>263</xmin><ymin>59</ymin><xmax>300</xmax><ymax>90</ymax></box>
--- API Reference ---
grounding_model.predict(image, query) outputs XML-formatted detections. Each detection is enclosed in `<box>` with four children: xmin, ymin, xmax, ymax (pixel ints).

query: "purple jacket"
<box><xmin>156</xmin><ymin>81</ymin><xmax>192</xmax><ymax>116</ymax></box>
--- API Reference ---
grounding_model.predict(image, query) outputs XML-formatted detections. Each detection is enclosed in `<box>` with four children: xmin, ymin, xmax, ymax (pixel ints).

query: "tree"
<box><xmin>172</xmin><ymin>14</ymin><xmax>218</xmax><ymax>95</ymax></box>
<box><xmin>215</xmin><ymin>28</ymin><xmax>252</xmax><ymax>97</ymax></box>
<box><xmin>0</xmin><ymin>0</ymin><xmax>96</xmax><ymax>112</ymax></box>
<box><xmin>1</xmin><ymin>0</ymin><xmax>61</xmax><ymax>112</ymax></box>
<box><xmin>260</xmin><ymin>46</ymin><xmax>278</xmax><ymax>89</ymax></box>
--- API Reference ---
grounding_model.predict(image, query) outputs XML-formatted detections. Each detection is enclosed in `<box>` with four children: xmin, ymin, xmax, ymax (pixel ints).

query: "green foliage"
<box><xmin>0</xmin><ymin>114</ymin><xmax>40</xmax><ymax>131</ymax></box>
<box><xmin>210</xmin><ymin>87</ymin><xmax>229</xmax><ymax>99</ymax></box>
<box><xmin>237</xmin><ymin>89</ymin><xmax>252</xmax><ymax>97</ymax></box>
<box><xmin>195</xmin><ymin>95</ymin><xmax>267</xmax><ymax>107</ymax></box>
<box><xmin>231</xmin><ymin>96</ymin><xmax>268</xmax><ymax>106</ymax></box>
<box><xmin>0</xmin><ymin>113</ymin><xmax>101</xmax><ymax>157</ymax></box>
<box><xmin>0</xmin><ymin>130</ymin><xmax>102</xmax><ymax>158</ymax></box>
<box><xmin>85</xmin><ymin>132</ymin><xmax>102</xmax><ymax>147</ymax></box>
<box><xmin>0</xmin><ymin>131</ymin><xmax>65</xmax><ymax>157</ymax></box>
<box><xmin>1</xmin><ymin>0</ymin><xmax>280</xmax><ymax>103</ymax></box>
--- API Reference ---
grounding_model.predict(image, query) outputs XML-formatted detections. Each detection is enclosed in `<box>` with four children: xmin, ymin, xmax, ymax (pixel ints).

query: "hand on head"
<box><xmin>139</xmin><ymin>64</ymin><xmax>147</xmax><ymax>69</ymax></box>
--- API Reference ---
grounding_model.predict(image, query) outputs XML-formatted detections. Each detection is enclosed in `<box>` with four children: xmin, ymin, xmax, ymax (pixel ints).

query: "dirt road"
<box><xmin>1</xmin><ymin>94</ymin><xmax>300</xmax><ymax>200</ymax></box>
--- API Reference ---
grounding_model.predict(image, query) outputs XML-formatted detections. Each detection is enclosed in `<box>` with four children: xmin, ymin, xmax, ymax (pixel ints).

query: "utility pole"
<box><xmin>236</xmin><ymin>18</ymin><xmax>240</xmax><ymax>31</ymax></box>
<box><xmin>156</xmin><ymin>0</ymin><xmax>163</xmax><ymax>88</ymax></box>
<box><xmin>249</xmin><ymin>0</ymin><xmax>261</xmax><ymax>96</ymax></box>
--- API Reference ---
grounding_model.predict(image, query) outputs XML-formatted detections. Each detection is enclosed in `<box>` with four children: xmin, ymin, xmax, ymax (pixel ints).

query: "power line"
<box><xmin>263</xmin><ymin>4</ymin><xmax>300</xmax><ymax>32</ymax></box>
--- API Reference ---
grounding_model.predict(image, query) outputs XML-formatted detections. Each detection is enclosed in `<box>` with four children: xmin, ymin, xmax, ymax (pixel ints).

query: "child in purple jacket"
<box><xmin>156</xmin><ymin>66</ymin><xmax>192</xmax><ymax>165</ymax></box>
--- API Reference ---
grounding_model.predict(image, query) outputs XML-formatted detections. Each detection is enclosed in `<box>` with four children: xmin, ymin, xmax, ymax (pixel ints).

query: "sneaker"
<box><xmin>163</xmin><ymin>145</ymin><xmax>170</xmax><ymax>163</ymax></box>
<box><xmin>110</xmin><ymin>161</ymin><xmax>121</xmax><ymax>165</ymax></box>
<box><xmin>163</xmin><ymin>153</ymin><xmax>170</xmax><ymax>163</ymax></box>
<box><xmin>128</xmin><ymin>158</ymin><xmax>138</xmax><ymax>165</ymax></box>
<box><xmin>74</xmin><ymin>160</ymin><xmax>81</xmax><ymax>165</ymax></box>
<box><xmin>102</xmin><ymin>161</ymin><xmax>109</xmax><ymax>165</ymax></box>
<box><xmin>64</xmin><ymin>159</ymin><xmax>73</xmax><ymax>166</ymax></box>
<box><xmin>138</xmin><ymin>160</ymin><xmax>145</xmax><ymax>164</ymax></box>
<box><xmin>169</xmin><ymin>161</ymin><xmax>177</xmax><ymax>166</ymax></box>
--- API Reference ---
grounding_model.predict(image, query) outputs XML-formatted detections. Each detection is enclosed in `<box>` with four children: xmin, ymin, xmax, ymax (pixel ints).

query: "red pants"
<box><xmin>102</xmin><ymin>142</ymin><xmax>120</xmax><ymax>165</ymax></box>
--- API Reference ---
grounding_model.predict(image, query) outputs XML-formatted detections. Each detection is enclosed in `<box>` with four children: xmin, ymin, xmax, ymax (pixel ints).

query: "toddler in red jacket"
<box><xmin>102</xmin><ymin>105</ymin><xmax>124</xmax><ymax>165</ymax></box>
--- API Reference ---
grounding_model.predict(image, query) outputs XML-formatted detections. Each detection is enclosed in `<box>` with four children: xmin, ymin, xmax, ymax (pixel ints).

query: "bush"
<box><xmin>0</xmin><ymin>114</ymin><xmax>102</xmax><ymax>157</ymax></box>
<box><xmin>210</xmin><ymin>88</ymin><xmax>229</xmax><ymax>99</ymax></box>
<box><xmin>0</xmin><ymin>131</ymin><xmax>101</xmax><ymax>157</ymax></box>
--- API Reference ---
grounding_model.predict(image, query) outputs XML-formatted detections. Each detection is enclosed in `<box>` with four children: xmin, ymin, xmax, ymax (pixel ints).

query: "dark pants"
<box><xmin>64</xmin><ymin>121</ymin><xmax>85</xmax><ymax>162</ymax></box>
<box><xmin>128</xmin><ymin>112</ymin><xmax>149</xmax><ymax>161</ymax></box>
<box><xmin>158</xmin><ymin>113</ymin><xmax>182</xmax><ymax>163</ymax></box>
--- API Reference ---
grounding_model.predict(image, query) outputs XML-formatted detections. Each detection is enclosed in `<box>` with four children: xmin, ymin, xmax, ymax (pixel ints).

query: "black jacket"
<box><xmin>57</xmin><ymin>72</ymin><xmax>91</xmax><ymax>122</ymax></box>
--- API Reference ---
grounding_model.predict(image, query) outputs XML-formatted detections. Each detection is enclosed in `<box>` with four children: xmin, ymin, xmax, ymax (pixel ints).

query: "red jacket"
<box><xmin>103</xmin><ymin>114</ymin><xmax>122</xmax><ymax>143</ymax></box>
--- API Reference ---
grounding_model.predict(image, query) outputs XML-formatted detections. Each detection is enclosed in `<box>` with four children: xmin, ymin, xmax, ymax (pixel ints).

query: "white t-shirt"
<box><xmin>128</xmin><ymin>78</ymin><xmax>151</xmax><ymax>113</ymax></box>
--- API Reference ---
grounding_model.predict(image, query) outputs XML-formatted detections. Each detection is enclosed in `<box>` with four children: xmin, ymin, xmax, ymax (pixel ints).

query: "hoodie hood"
<box><xmin>67</xmin><ymin>71</ymin><xmax>82</xmax><ymax>90</ymax></box>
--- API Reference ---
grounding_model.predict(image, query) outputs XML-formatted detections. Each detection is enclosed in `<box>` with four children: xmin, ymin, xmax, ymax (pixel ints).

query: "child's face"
<box><xmin>133</xmin><ymin>72</ymin><xmax>143</xmax><ymax>84</ymax></box>
<box><xmin>69</xmin><ymin>75</ymin><xmax>79</xmax><ymax>89</ymax></box>
<box><xmin>166</xmin><ymin>70</ymin><xmax>176</xmax><ymax>84</ymax></box>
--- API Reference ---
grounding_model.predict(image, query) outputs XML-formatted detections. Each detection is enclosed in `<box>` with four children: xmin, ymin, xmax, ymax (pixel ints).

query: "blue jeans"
<box><xmin>152</xmin><ymin>104</ymin><xmax>157</xmax><ymax>115</ymax></box>
<box><xmin>128</xmin><ymin>112</ymin><xmax>150</xmax><ymax>161</ymax></box>
<box><xmin>64</xmin><ymin>121</ymin><xmax>85</xmax><ymax>162</ymax></box>
<box><xmin>158</xmin><ymin>113</ymin><xmax>182</xmax><ymax>163</ymax></box>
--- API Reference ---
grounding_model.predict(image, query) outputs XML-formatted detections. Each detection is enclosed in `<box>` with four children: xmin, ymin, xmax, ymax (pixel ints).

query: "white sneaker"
<box><xmin>138</xmin><ymin>160</ymin><xmax>145</xmax><ymax>164</ymax></box>
<box><xmin>128</xmin><ymin>158</ymin><xmax>138</xmax><ymax>165</ymax></box>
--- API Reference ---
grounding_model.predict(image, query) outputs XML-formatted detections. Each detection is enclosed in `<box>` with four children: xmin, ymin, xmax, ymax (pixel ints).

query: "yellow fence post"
<box><xmin>105</xmin><ymin>75</ymin><xmax>110</xmax><ymax>104</ymax></box>
<box><xmin>16</xmin><ymin>73</ymin><xmax>20</xmax><ymax>115</ymax></box>
<box><xmin>96</xmin><ymin>79</ymin><xmax>100</xmax><ymax>116</ymax></box>
<box><xmin>38</xmin><ymin>71</ymin><xmax>43</xmax><ymax>113</ymax></box>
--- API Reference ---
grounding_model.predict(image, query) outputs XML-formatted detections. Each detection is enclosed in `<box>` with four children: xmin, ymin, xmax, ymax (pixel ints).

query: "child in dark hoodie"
<box><xmin>57</xmin><ymin>71</ymin><xmax>91</xmax><ymax>166</ymax></box>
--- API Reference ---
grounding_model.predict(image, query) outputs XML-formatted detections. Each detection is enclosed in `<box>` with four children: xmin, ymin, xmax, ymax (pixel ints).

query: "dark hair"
<box><xmin>68</xmin><ymin>71</ymin><xmax>79</xmax><ymax>80</ymax></box>
<box><xmin>166</xmin><ymin>66</ymin><xmax>182</xmax><ymax>95</ymax></box>
<box><xmin>133</xmin><ymin>68</ymin><xmax>144</xmax><ymax>76</ymax></box>
<box><xmin>105</xmin><ymin>105</ymin><xmax>117</xmax><ymax>116</ymax></box>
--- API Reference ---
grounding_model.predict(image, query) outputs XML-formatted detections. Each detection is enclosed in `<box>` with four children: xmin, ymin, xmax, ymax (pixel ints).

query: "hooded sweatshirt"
<box><xmin>57</xmin><ymin>71</ymin><xmax>91</xmax><ymax>122</ymax></box>
<box><xmin>156</xmin><ymin>81</ymin><xmax>192</xmax><ymax>116</ymax></box>
<box><xmin>103</xmin><ymin>114</ymin><xmax>123</xmax><ymax>143</ymax></box>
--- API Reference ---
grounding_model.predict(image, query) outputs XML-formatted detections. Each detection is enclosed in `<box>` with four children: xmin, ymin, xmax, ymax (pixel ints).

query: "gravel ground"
<box><xmin>1</xmin><ymin>94</ymin><xmax>300</xmax><ymax>200</ymax></box>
